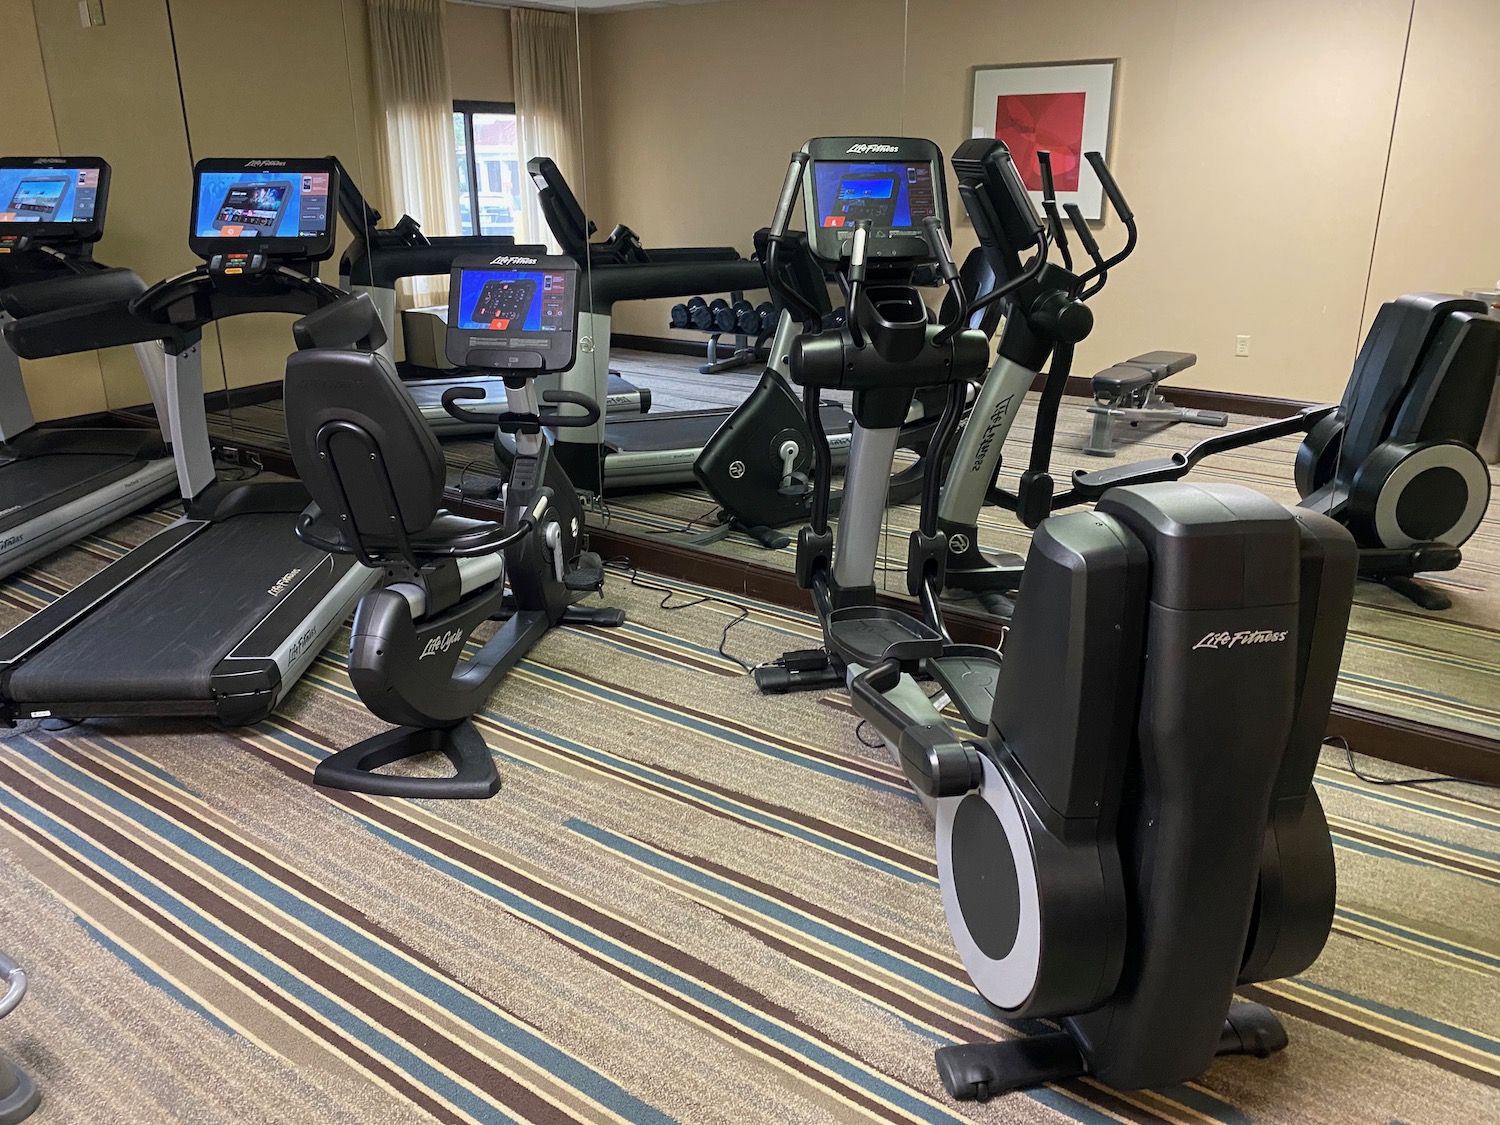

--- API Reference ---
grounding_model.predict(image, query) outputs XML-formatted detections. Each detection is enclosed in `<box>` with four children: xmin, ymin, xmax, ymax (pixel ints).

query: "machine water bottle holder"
<box><xmin>825</xmin><ymin>605</ymin><xmax>945</xmax><ymax>670</ymax></box>
<box><xmin>855</xmin><ymin>285</ymin><xmax>930</xmax><ymax>363</ymax></box>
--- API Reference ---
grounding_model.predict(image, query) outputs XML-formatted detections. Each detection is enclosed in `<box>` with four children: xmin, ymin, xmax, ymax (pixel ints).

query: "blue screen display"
<box><xmin>0</xmin><ymin>166</ymin><xmax>101</xmax><ymax>225</ymax></box>
<box><xmin>813</xmin><ymin>161</ymin><xmax>937</xmax><ymax>230</ymax></box>
<box><xmin>194</xmin><ymin>169</ymin><xmax>330</xmax><ymax>239</ymax></box>
<box><xmin>455</xmin><ymin>268</ymin><xmax>573</xmax><ymax>332</ymax></box>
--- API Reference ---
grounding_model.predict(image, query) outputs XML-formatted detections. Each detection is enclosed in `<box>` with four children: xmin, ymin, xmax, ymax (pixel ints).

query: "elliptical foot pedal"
<box><xmin>563</xmin><ymin>551</ymin><xmax>606</xmax><ymax>593</ymax></box>
<box><xmin>926</xmin><ymin>645</ymin><xmax>1002</xmax><ymax>735</ymax></box>
<box><xmin>935</xmin><ymin>1033</ymin><xmax>1086</xmax><ymax>1101</ymax></box>
<box><xmin>826</xmin><ymin>606</ymin><xmax>944</xmax><ymax>669</ymax></box>
<box><xmin>313</xmin><ymin>720</ymin><xmax>501</xmax><ymax>799</ymax></box>
<box><xmin>1217</xmin><ymin>1001</ymin><xmax>1290</xmax><ymax>1059</ymax></box>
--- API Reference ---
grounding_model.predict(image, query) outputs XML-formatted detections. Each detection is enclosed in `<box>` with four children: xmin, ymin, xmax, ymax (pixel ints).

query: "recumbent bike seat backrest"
<box><xmin>285</xmin><ymin>297</ymin><xmax>448</xmax><ymax>547</ymax></box>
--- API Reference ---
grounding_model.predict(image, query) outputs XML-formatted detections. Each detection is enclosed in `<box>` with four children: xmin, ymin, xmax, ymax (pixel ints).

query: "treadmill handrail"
<box><xmin>579</xmin><ymin>259</ymin><xmax>766</xmax><ymax>313</ymax></box>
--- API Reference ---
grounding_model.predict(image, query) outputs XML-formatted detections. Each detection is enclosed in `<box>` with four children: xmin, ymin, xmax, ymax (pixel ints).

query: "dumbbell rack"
<box><xmin>676</xmin><ymin>289</ymin><xmax>771</xmax><ymax>375</ymax></box>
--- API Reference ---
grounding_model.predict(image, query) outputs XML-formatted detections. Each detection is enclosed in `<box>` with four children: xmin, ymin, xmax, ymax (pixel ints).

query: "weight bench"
<box><xmin>1084</xmin><ymin>349</ymin><xmax>1227</xmax><ymax>457</ymax></box>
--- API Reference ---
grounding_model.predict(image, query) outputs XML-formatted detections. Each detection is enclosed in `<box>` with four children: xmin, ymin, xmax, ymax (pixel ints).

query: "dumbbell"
<box><xmin>670</xmin><ymin>300</ymin><xmax>694</xmax><ymax>329</ymax></box>
<box><xmin>688</xmin><ymin>296</ymin><xmax>715</xmax><ymax>330</ymax></box>
<box><xmin>756</xmin><ymin>302</ymin><xmax>777</xmax><ymax>335</ymax></box>
<box><xmin>733</xmin><ymin>299</ymin><xmax>758</xmax><ymax>336</ymax></box>
<box><xmin>710</xmin><ymin>299</ymin><xmax>736</xmax><ymax>333</ymax></box>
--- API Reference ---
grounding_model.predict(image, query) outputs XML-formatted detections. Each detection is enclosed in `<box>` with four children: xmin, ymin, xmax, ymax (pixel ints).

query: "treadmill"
<box><xmin>333</xmin><ymin>164</ymin><xmax>648</xmax><ymax>434</ymax></box>
<box><xmin>0</xmin><ymin>156</ymin><xmax>177</xmax><ymax>579</ymax></box>
<box><xmin>0</xmin><ymin>156</ymin><xmax>378</xmax><ymax>726</ymax></box>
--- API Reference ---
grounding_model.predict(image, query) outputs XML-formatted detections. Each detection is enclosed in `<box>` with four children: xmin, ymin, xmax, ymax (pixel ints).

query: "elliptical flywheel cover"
<box><xmin>1349</xmin><ymin>440</ymin><xmax>1490</xmax><ymax>549</ymax></box>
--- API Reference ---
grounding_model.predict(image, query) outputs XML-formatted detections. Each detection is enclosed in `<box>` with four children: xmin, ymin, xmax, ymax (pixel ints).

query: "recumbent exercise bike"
<box><xmin>283</xmin><ymin>254</ymin><xmax>623</xmax><ymax>798</ymax></box>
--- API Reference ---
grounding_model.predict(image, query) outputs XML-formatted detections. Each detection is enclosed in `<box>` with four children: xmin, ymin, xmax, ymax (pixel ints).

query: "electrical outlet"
<box><xmin>1235</xmin><ymin>335</ymin><xmax>1251</xmax><ymax>358</ymax></box>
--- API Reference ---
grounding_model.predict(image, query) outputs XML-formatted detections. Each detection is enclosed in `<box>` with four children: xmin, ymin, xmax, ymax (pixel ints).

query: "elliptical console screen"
<box><xmin>814</xmin><ymin>162</ymin><xmax>937</xmax><ymax>230</ymax></box>
<box><xmin>189</xmin><ymin>158</ymin><xmax>338</xmax><ymax>259</ymax></box>
<box><xmin>0</xmin><ymin>158</ymin><xmax>108</xmax><ymax>239</ymax></box>
<box><xmin>801</xmin><ymin>139</ymin><xmax>948</xmax><ymax>265</ymax></box>
<box><xmin>446</xmin><ymin>253</ymin><xmax>580</xmax><ymax>371</ymax></box>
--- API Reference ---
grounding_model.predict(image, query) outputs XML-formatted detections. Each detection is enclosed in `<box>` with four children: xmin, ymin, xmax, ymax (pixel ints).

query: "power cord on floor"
<box><xmin>603</xmin><ymin>557</ymin><xmax>755</xmax><ymax>672</ymax></box>
<box><xmin>854</xmin><ymin>720</ymin><xmax>884</xmax><ymax>749</ymax></box>
<box><xmin>1325</xmin><ymin>736</ymin><xmax>1500</xmax><ymax>791</ymax></box>
<box><xmin>642</xmin><ymin>501</ymin><xmax>726</xmax><ymax>538</ymax></box>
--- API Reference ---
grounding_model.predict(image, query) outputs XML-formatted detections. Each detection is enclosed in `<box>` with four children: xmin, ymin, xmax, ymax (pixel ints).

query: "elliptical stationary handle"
<box><xmin>770</xmin><ymin>152</ymin><xmax>810</xmax><ymax>238</ymax></box>
<box><xmin>1086</xmin><ymin>151</ymin><xmax>1133</xmax><ymax>224</ymax></box>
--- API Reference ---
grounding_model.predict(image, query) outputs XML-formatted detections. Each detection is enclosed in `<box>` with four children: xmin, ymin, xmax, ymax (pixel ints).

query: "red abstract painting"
<box><xmin>993</xmin><ymin>92</ymin><xmax>1087</xmax><ymax>192</ymax></box>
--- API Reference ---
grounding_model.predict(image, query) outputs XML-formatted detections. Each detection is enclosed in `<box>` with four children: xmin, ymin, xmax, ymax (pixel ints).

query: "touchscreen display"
<box><xmin>194</xmin><ymin>169</ymin><xmax>331</xmax><ymax>239</ymax></box>
<box><xmin>0</xmin><ymin>167</ymin><xmax>102</xmax><ymax>225</ymax></box>
<box><xmin>455</xmin><ymin>269</ymin><xmax>573</xmax><ymax>332</ymax></box>
<box><xmin>813</xmin><ymin>161</ymin><xmax>937</xmax><ymax>230</ymax></box>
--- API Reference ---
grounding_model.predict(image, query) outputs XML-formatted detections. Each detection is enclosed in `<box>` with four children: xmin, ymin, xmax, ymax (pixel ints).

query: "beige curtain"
<box><xmin>511</xmin><ymin>7</ymin><xmax>586</xmax><ymax>254</ymax></box>
<box><xmin>368</xmin><ymin>0</ymin><xmax>459</xmax><ymax>307</ymax></box>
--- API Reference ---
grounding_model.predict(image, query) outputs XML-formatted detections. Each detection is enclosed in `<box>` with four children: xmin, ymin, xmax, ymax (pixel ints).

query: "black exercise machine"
<box><xmin>0</xmin><ymin>156</ymin><xmax>178</xmax><ymax>581</ymax></box>
<box><xmin>751</xmin><ymin>136</ymin><xmax>996</xmax><ymax>693</ymax></box>
<box><xmin>1073</xmin><ymin>292</ymin><xmax>1500</xmax><ymax>609</ymax></box>
<box><xmin>284</xmin><ymin>254</ymin><xmax>623</xmax><ymax>798</ymax></box>
<box><xmin>747</xmin><ymin>135</ymin><xmax>1359</xmax><ymax>1104</ymax></box>
<box><xmin>0</xmin><ymin>157</ymin><xmax>378</xmax><ymax>727</ymax></box>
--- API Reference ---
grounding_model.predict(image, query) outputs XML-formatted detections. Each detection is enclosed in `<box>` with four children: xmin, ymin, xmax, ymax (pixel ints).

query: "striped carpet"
<box><xmin>0</xmin><ymin>509</ymin><xmax>1497</xmax><ymax>1123</ymax></box>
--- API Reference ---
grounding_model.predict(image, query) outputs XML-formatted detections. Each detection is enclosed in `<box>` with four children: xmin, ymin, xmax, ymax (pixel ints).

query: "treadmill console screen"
<box><xmin>0</xmin><ymin>158</ymin><xmax>109</xmax><ymax>240</ymax></box>
<box><xmin>801</xmin><ymin>139</ymin><xmax>948</xmax><ymax>266</ymax></box>
<box><xmin>189</xmin><ymin>158</ymin><xmax>338</xmax><ymax>260</ymax></box>
<box><xmin>446</xmin><ymin>253</ymin><xmax>580</xmax><ymax>372</ymax></box>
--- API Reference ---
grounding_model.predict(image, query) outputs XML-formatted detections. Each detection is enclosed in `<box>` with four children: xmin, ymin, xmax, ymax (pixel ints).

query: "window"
<box><xmin>452</xmin><ymin>100</ymin><xmax>521</xmax><ymax>238</ymax></box>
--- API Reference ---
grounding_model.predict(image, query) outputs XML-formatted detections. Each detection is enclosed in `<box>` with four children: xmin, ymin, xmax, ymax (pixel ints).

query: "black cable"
<box><xmin>854</xmin><ymin>720</ymin><xmax>884</xmax><ymax>749</ymax></box>
<box><xmin>603</xmin><ymin>557</ymin><xmax>755</xmax><ymax>672</ymax></box>
<box><xmin>1326</xmin><ymin>736</ymin><xmax>1500</xmax><ymax>792</ymax></box>
<box><xmin>643</xmin><ymin>501</ymin><xmax>725</xmax><ymax>538</ymax></box>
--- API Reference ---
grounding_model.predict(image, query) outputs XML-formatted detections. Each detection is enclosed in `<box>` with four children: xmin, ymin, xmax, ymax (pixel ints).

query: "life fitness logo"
<box><xmin>1194</xmin><ymin>629</ymin><xmax>1289</xmax><ymax>651</ymax></box>
<box><xmin>420</xmin><ymin>629</ymin><xmax>465</xmax><ymax>660</ymax></box>
<box><xmin>846</xmin><ymin>144</ymin><xmax>899</xmax><ymax>155</ymax></box>
<box><xmin>245</xmin><ymin>159</ymin><xmax>287</xmax><ymax>167</ymax></box>
<box><xmin>490</xmin><ymin>255</ymin><xmax>539</xmax><ymax>266</ymax></box>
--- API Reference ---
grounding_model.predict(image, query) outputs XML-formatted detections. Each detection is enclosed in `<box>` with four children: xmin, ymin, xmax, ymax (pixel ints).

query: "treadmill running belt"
<box><xmin>604</xmin><ymin>412</ymin><xmax>728</xmax><ymax>453</ymax></box>
<box><xmin>9</xmin><ymin>512</ymin><xmax>332</xmax><ymax>703</ymax></box>
<box><xmin>0</xmin><ymin>453</ymin><xmax>138</xmax><ymax>531</ymax></box>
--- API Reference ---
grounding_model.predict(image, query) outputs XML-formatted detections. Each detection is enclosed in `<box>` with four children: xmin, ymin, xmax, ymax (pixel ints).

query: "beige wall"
<box><xmin>582</xmin><ymin>0</ymin><xmax>1445</xmax><ymax>402</ymax></box>
<box><xmin>169</xmin><ymin>0</ymin><xmax>383</xmax><ymax>393</ymax></box>
<box><xmin>1365</xmin><ymin>0</ymin><xmax>1500</xmax><ymax>331</ymax></box>
<box><xmin>584</xmin><ymin>0</ymin><xmax>908</xmax><ymax>340</ymax></box>
<box><xmin>9</xmin><ymin>0</ymin><xmax>383</xmax><ymax>414</ymax></box>
<box><xmin>447</xmin><ymin>2</ymin><xmax>514</xmax><ymax>104</ymax></box>
<box><xmin>0</xmin><ymin>0</ymin><xmax>111</xmax><ymax>421</ymax></box>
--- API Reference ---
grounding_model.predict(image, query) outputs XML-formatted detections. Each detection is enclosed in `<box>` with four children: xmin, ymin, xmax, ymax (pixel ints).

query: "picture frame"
<box><xmin>970</xmin><ymin>60</ymin><xmax>1118</xmax><ymax>222</ymax></box>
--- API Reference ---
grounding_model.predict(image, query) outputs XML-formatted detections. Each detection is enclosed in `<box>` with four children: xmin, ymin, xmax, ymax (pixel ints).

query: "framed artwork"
<box><xmin>970</xmin><ymin>60</ymin><xmax>1117</xmax><ymax>221</ymax></box>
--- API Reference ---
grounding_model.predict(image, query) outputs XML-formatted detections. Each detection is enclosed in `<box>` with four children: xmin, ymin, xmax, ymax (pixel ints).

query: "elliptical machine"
<box><xmin>750</xmin><ymin>137</ymin><xmax>1001</xmax><ymax>695</ymax></box>
<box><xmin>782</xmin><ymin>144</ymin><xmax>1364</xmax><ymax>1103</ymax></box>
<box><xmin>284</xmin><ymin>254</ymin><xmax>623</xmax><ymax>798</ymax></box>
<box><xmin>1072</xmin><ymin>292</ymin><xmax>1500</xmax><ymax>609</ymax></box>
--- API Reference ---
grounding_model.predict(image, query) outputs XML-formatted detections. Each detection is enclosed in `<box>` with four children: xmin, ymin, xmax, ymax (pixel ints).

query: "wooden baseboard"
<box><xmin>618</xmin><ymin>332</ymin><xmax>1317</xmax><ymax>421</ymax></box>
<box><xmin>586</xmin><ymin>523</ymin><xmax>1500</xmax><ymax>784</ymax></box>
